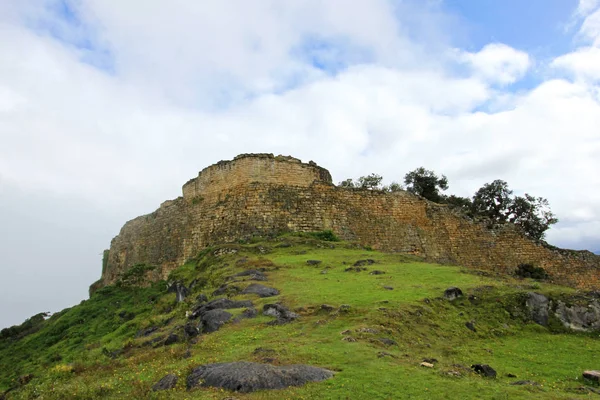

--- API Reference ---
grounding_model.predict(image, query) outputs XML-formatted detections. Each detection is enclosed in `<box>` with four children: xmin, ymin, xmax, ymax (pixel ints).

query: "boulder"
<box><xmin>555</xmin><ymin>300</ymin><xmax>600</xmax><ymax>332</ymax></box>
<box><xmin>263</xmin><ymin>304</ymin><xmax>299</xmax><ymax>324</ymax></box>
<box><xmin>525</xmin><ymin>292</ymin><xmax>549</xmax><ymax>326</ymax></box>
<box><xmin>184</xmin><ymin>322</ymin><xmax>200</xmax><ymax>338</ymax></box>
<box><xmin>189</xmin><ymin>298</ymin><xmax>253</xmax><ymax>319</ymax></box>
<box><xmin>164</xmin><ymin>333</ymin><xmax>180</xmax><ymax>346</ymax></box>
<box><xmin>201</xmin><ymin>309</ymin><xmax>232</xmax><ymax>333</ymax></box>
<box><xmin>186</xmin><ymin>362</ymin><xmax>334</xmax><ymax>392</ymax></box>
<box><xmin>354</xmin><ymin>259</ymin><xmax>375</xmax><ymax>267</ymax></box>
<box><xmin>241</xmin><ymin>284</ymin><xmax>279</xmax><ymax>298</ymax></box>
<box><xmin>152</xmin><ymin>374</ymin><xmax>178</xmax><ymax>391</ymax></box>
<box><xmin>471</xmin><ymin>364</ymin><xmax>496</xmax><ymax>378</ymax></box>
<box><xmin>583</xmin><ymin>370</ymin><xmax>600</xmax><ymax>383</ymax></box>
<box><xmin>444</xmin><ymin>287</ymin><xmax>463</xmax><ymax>301</ymax></box>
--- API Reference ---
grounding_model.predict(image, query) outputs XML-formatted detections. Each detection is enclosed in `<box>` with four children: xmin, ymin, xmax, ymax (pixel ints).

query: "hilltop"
<box><xmin>2</xmin><ymin>234</ymin><xmax>600</xmax><ymax>399</ymax></box>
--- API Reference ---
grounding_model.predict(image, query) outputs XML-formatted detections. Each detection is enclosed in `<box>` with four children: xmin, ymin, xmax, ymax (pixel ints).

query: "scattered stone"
<box><xmin>471</xmin><ymin>364</ymin><xmax>496</xmax><ymax>378</ymax></box>
<box><xmin>420</xmin><ymin>362</ymin><xmax>434</xmax><ymax>368</ymax></box>
<box><xmin>18</xmin><ymin>374</ymin><xmax>34</xmax><ymax>386</ymax></box>
<box><xmin>465</xmin><ymin>321</ymin><xmax>477</xmax><ymax>332</ymax></box>
<box><xmin>167</xmin><ymin>281</ymin><xmax>190</xmax><ymax>303</ymax></box>
<box><xmin>340</xmin><ymin>329</ymin><xmax>352</xmax><ymax>335</ymax></box>
<box><xmin>369</xmin><ymin>270</ymin><xmax>386</xmax><ymax>275</ymax></box>
<box><xmin>152</xmin><ymin>374</ymin><xmax>178</xmax><ymax>391</ymax></box>
<box><xmin>142</xmin><ymin>335</ymin><xmax>165</xmax><ymax>347</ymax></box>
<box><xmin>242</xmin><ymin>284</ymin><xmax>279</xmax><ymax>298</ymax></box>
<box><xmin>136</xmin><ymin>326</ymin><xmax>158</xmax><ymax>338</ymax></box>
<box><xmin>233</xmin><ymin>269</ymin><xmax>268</xmax><ymax>280</ymax></box>
<box><xmin>263</xmin><ymin>304</ymin><xmax>299</xmax><ymax>325</ymax></box>
<box><xmin>212</xmin><ymin>284</ymin><xmax>241</xmax><ymax>297</ymax></box>
<box><xmin>186</xmin><ymin>362</ymin><xmax>334</xmax><ymax>392</ymax></box>
<box><xmin>446</xmin><ymin>371</ymin><xmax>461</xmax><ymax>377</ymax></box>
<box><xmin>184</xmin><ymin>322</ymin><xmax>200</xmax><ymax>338</ymax></box>
<box><xmin>377</xmin><ymin>351</ymin><xmax>396</xmax><ymax>358</ymax></box>
<box><xmin>201</xmin><ymin>309</ymin><xmax>232</xmax><ymax>333</ymax></box>
<box><xmin>196</xmin><ymin>293</ymin><xmax>208</xmax><ymax>303</ymax></box>
<box><xmin>583</xmin><ymin>370</ymin><xmax>600</xmax><ymax>383</ymax></box>
<box><xmin>338</xmin><ymin>305</ymin><xmax>352</xmax><ymax>313</ymax></box>
<box><xmin>344</xmin><ymin>266</ymin><xmax>367</xmax><ymax>272</ymax></box>
<box><xmin>306</xmin><ymin>260</ymin><xmax>322</xmax><ymax>265</ymax></box>
<box><xmin>506</xmin><ymin>373</ymin><xmax>517</xmax><ymax>378</ymax></box>
<box><xmin>342</xmin><ymin>336</ymin><xmax>357</xmax><ymax>342</ymax></box>
<box><xmin>356</xmin><ymin>327</ymin><xmax>379</xmax><ymax>334</ymax></box>
<box><xmin>423</xmin><ymin>358</ymin><xmax>438</xmax><ymax>364</ymax></box>
<box><xmin>526</xmin><ymin>292</ymin><xmax>549</xmax><ymax>326</ymax></box>
<box><xmin>510</xmin><ymin>380</ymin><xmax>540</xmax><ymax>386</ymax></box>
<box><xmin>354</xmin><ymin>259</ymin><xmax>376</xmax><ymax>267</ymax></box>
<box><xmin>378</xmin><ymin>338</ymin><xmax>397</xmax><ymax>346</ymax></box>
<box><xmin>164</xmin><ymin>333</ymin><xmax>180</xmax><ymax>346</ymax></box>
<box><xmin>320</xmin><ymin>304</ymin><xmax>335</xmax><ymax>312</ymax></box>
<box><xmin>383</xmin><ymin>286</ymin><xmax>394</xmax><ymax>291</ymax></box>
<box><xmin>189</xmin><ymin>298</ymin><xmax>253</xmax><ymax>319</ymax></box>
<box><xmin>444</xmin><ymin>287</ymin><xmax>463</xmax><ymax>301</ymax></box>
<box><xmin>320</xmin><ymin>270</ymin><xmax>328</xmax><ymax>274</ymax></box>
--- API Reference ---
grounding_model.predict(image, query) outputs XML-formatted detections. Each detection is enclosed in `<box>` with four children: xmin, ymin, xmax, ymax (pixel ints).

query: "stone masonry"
<box><xmin>92</xmin><ymin>153</ymin><xmax>600</xmax><ymax>293</ymax></box>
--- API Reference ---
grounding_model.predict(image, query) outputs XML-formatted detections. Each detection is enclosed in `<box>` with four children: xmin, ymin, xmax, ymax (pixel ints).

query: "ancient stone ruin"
<box><xmin>91</xmin><ymin>153</ymin><xmax>600</xmax><ymax>293</ymax></box>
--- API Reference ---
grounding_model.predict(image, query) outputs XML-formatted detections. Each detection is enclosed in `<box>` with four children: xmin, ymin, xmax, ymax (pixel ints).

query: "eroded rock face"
<box><xmin>525</xmin><ymin>293</ymin><xmax>600</xmax><ymax>332</ymax></box>
<box><xmin>526</xmin><ymin>292</ymin><xmax>549</xmax><ymax>326</ymax></box>
<box><xmin>555</xmin><ymin>300</ymin><xmax>600</xmax><ymax>332</ymax></box>
<box><xmin>186</xmin><ymin>362</ymin><xmax>334</xmax><ymax>392</ymax></box>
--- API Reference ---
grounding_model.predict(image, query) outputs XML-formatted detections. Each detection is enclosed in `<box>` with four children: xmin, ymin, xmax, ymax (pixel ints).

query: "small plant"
<box><xmin>308</xmin><ymin>230</ymin><xmax>340</xmax><ymax>242</ymax></box>
<box><xmin>515</xmin><ymin>263</ymin><xmax>549</xmax><ymax>280</ymax></box>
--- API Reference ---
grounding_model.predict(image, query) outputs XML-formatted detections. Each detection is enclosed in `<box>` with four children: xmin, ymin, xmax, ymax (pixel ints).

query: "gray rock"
<box><xmin>465</xmin><ymin>321</ymin><xmax>476</xmax><ymax>332</ymax></box>
<box><xmin>233</xmin><ymin>270</ymin><xmax>268</xmax><ymax>281</ymax></box>
<box><xmin>583</xmin><ymin>370</ymin><xmax>600</xmax><ymax>383</ymax></box>
<box><xmin>152</xmin><ymin>374</ymin><xmax>178</xmax><ymax>391</ymax></box>
<box><xmin>444</xmin><ymin>287</ymin><xmax>463</xmax><ymax>301</ymax></box>
<box><xmin>186</xmin><ymin>362</ymin><xmax>333</xmax><ymax>392</ymax></box>
<box><xmin>306</xmin><ymin>260</ymin><xmax>322</xmax><ymax>265</ymax></box>
<box><xmin>471</xmin><ymin>364</ymin><xmax>496</xmax><ymax>378</ymax></box>
<box><xmin>242</xmin><ymin>284</ymin><xmax>279</xmax><ymax>298</ymax></box>
<box><xmin>555</xmin><ymin>300</ymin><xmax>600</xmax><ymax>332</ymax></box>
<box><xmin>167</xmin><ymin>281</ymin><xmax>190</xmax><ymax>303</ymax></box>
<box><xmin>354</xmin><ymin>259</ymin><xmax>376</xmax><ymax>267</ymax></box>
<box><xmin>196</xmin><ymin>293</ymin><xmax>208</xmax><ymax>303</ymax></box>
<box><xmin>189</xmin><ymin>298</ymin><xmax>253</xmax><ymax>319</ymax></box>
<box><xmin>378</xmin><ymin>338</ymin><xmax>397</xmax><ymax>346</ymax></box>
<box><xmin>164</xmin><ymin>333</ymin><xmax>179</xmax><ymax>346</ymax></box>
<box><xmin>184</xmin><ymin>322</ymin><xmax>200</xmax><ymax>338</ymax></box>
<box><xmin>136</xmin><ymin>326</ymin><xmax>158</xmax><ymax>338</ymax></box>
<box><xmin>369</xmin><ymin>270</ymin><xmax>386</xmax><ymax>275</ymax></box>
<box><xmin>201</xmin><ymin>309</ymin><xmax>232</xmax><ymax>333</ymax></box>
<box><xmin>263</xmin><ymin>304</ymin><xmax>299</xmax><ymax>324</ymax></box>
<box><xmin>526</xmin><ymin>292</ymin><xmax>549</xmax><ymax>326</ymax></box>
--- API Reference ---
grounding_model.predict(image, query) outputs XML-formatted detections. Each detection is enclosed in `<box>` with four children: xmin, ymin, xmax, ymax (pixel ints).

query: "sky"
<box><xmin>1</xmin><ymin>0</ymin><xmax>599</xmax><ymax>329</ymax></box>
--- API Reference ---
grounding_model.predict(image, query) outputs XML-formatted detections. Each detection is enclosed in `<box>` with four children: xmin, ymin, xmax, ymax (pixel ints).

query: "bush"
<box><xmin>515</xmin><ymin>263</ymin><xmax>549</xmax><ymax>280</ymax></box>
<box><xmin>308</xmin><ymin>230</ymin><xmax>340</xmax><ymax>242</ymax></box>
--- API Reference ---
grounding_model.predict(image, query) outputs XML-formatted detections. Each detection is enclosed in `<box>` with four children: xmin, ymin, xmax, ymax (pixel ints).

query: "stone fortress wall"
<box><xmin>96</xmin><ymin>153</ymin><xmax>600</xmax><ymax>292</ymax></box>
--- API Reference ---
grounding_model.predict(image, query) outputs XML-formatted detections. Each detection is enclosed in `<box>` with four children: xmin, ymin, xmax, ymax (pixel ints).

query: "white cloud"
<box><xmin>459</xmin><ymin>43</ymin><xmax>531</xmax><ymax>85</ymax></box>
<box><xmin>576</xmin><ymin>0</ymin><xmax>600</xmax><ymax>17</ymax></box>
<box><xmin>552</xmin><ymin>46</ymin><xmax>600</xmax><ymax>81</ymax></box>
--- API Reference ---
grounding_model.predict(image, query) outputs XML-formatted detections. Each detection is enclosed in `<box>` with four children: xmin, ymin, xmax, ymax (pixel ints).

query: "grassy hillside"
<box><xmin>1</xmin><ymin>234</ymin><xmax>599</xmax><ymax>399</ymax></box>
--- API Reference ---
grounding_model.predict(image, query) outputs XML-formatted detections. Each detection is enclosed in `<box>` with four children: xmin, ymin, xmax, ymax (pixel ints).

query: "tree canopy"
<box><xmin>404</xmin><ymin>167</ymin><xmax>448</xmax><ymax>203</ymax></box>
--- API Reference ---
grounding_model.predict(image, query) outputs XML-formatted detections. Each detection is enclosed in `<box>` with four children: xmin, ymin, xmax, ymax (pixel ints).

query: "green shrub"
<box><xmin>515</xmin><ymin>263</ymin><xmax>549</xmax><ymax>280</ymax></box>
<box><xmin>307</xmin><ymin>230</ymin><xmax>340</xmax><ymax>242</ymax></box>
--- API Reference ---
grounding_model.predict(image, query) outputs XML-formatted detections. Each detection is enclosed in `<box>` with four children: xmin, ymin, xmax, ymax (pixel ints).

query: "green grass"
<box><xmin>2</xmin><ymin>235</ymin><xmax>599</xmax><ymax>399</ymax></box>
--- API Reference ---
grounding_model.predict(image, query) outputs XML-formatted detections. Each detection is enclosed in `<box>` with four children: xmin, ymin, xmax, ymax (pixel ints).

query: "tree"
<box><xmin>338</xmin><ymin>178</ymin><xmax>355</xmax><ymax>188</ymax></box>
<box><xmin>471</xmin><ymin>180</ymin><xmax>558</xmax><ymax>240</ymax></box>
<box><xmin>444</xmin><ymin>194</ymin><xmax>472</xmax><ymax>213</ymax></box>
<box><xmin>404</xmin><ymin>167</ymin><xmax>448</xmax><ymax>202</ymax></box>
<box><xmin>358</xmin><ymin>173</ymin><xmax>383</xmax><ymax>190</ymax></box>
<box><xmin>471</xmin><ymin>179</ymin><xmax>513</xmax><ymax>225</ymax></box>
<box><xmin>382</xmin><ymin>181</ymin><xmax>403</xmax><ymax>193</ymax></box>
<box><xmin>508</xmin><ymin>194</ymin><xmax>558</xmax><ymax>241</ymax></box>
